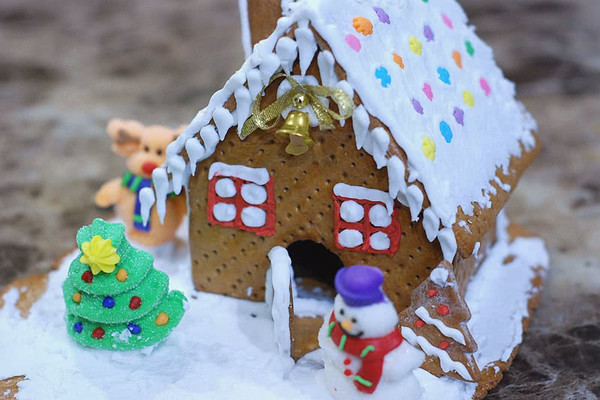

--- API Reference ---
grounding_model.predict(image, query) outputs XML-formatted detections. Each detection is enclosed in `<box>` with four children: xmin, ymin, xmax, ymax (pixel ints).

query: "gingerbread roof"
<box><xmin>141</xmin><ymin>0</ymin><xmax>538</xmax><ymax>262</ymax></box>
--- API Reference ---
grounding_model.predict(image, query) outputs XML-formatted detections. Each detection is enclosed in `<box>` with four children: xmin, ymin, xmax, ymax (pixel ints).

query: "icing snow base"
<box><xmin>0</xmin><ymin>218</ymin><xmax>548</xmax><ymax>400</ymax></box>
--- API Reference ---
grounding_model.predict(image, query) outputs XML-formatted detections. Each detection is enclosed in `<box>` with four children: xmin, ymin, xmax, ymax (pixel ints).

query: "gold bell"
<box><xmin>276</xmin><ymin>110</ymin><xmax>313</xmax><ymax>156</ymax></box>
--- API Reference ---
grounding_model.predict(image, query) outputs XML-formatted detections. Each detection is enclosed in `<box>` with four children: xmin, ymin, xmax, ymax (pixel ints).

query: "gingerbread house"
<box><xmin>141</xmin><ymin>0</ymin><xmax>539</xmax><ymax>376</ymax></box>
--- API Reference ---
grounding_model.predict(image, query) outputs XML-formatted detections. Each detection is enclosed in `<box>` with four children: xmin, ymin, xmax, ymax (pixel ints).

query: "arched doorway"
<box><xmin>286</xmin><ymin>240</ymin><xmax>344</xmax><ymax>307</ymax></box>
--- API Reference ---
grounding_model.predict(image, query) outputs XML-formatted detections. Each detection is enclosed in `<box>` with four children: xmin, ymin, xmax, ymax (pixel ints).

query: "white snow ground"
<box><xmin>0</xmin><ymin>217</ymin><xmax>548</xmax><ymax>400</ymax></box>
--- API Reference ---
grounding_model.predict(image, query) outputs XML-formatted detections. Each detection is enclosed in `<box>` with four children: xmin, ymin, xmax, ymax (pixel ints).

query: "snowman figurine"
<box><xmin>318</xmin><ymin>265</ymin><xmax>425</xmax><ymax>399</ymax></box>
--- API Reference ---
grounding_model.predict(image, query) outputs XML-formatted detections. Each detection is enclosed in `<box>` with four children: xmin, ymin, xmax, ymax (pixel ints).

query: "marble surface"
<box><xmin>0</xmin><ymin>0</ymin><xmax>599</xmax><ymax>398</ymax></box>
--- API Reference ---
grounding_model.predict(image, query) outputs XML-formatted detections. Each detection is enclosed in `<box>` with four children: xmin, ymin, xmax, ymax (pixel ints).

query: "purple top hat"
<box><xmin>334</xmin><ymin>265</ymin><xmax>385</xmax><ymax>307</ymax></box>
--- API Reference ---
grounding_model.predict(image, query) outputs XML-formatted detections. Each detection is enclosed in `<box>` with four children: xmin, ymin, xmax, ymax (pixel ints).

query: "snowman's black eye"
<box><xmin>351</xmin><ymin>318</ymin><xmax>357</xmax><ymax>323</ymax></box>
<box><xmin>339</xmin><ymin>308</ymin><xmax>345</xmax><ymax>316</ymax></box>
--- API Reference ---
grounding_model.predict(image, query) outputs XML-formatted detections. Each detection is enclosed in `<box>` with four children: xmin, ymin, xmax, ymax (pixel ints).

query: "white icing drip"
<box><xmin>184</xmin><ymin>138</ymin><xmax>205</xmax><ymax>176</ymax></box>
<box><xmin>213</xmin><ymin>203</ymin><xmax>236</xmax><ymax>222</ymax></box>
<box><xmin>317</xmin><ymin>51</ymin><xmax>337</xmax><ymax>87</ymax></box>
<box><xmin>438</xmin><ymin>227</ymin><xmax>458</xmax><ymax>262</ymax></box>
<box><xmin>213</xmin><ymin>107</ymin><xmax>235</xmax><ymax>140</ymax></box>
<box><xmin>370</xmin><ymin>231</ymin><xmax>391</xmax><ymax>251</ymax></box>
<box><xmin>259</xmin><ymin>53</ymin><xmax>282</xmax><ymax>86</ymax></box>
<box><xmin>241</xmin><ymin>183</ymin><xmax>267</xmax><ymax>205</ymax></box>
<box><xmin>294</xmin><ymin>24</ymin><xmax>317</xmax><ymax>75</ymax></box>
<box><xmin>200</xmin><ymin>125</ymin><xmax>219</xmax><ymax>151</ymax></box>
<box><xmin>351</xmin><ymin>105</ymin><xmax>370</xmax><ymax>150</ymax></box>
<box><xmin>339</xmin><ymin>200</ymin><xmax>364</xmax><ymax>223</ymax></box>
<box><xmin>241</xmin><ymin>207</ymin><xmax>267</xmax><ymax>227</ymax></box>
<box><xmin>430</xmin><ymin>267</ymin><xmax>451</xmax><ymax>287</ymax></box>
<box><xmin>267</xmin><ymin>246</ymin><xmax>293</xmax><ymax>356</ymax></box>
<box><xmin>246</xmin><ymin>68</ymin><xmax>263</xmax><ymax>99</ymax></box>
<box><xmin>407</xmin><ymin>185</ymin><xmax>424</xmax><ymax>222</ymax></box>
<box><xmin>370</xmin><ymin>127</ymin><xmax>390</xmax><ymax>169</ymax></box>
<box><xmin>333</xmin><ymin>183</ymin><xmax>394</xmax><ymax>215</ymax></box>
<box><xmin>275</xmin><ymin>37</ymin><xmax>298</xmax><ymax>74</ymax></box>
<box><xmin>234</xmin><ymin>86</ymin><xmax>252</xmax><ymax>135</ymax></box>
<box><xmin>338</xmin><ymin>229</ymin><xmax>363</xmax><ymax>248</ymax></box>
<box><xmin>208</xmin><ymin>162</ymin><xmax>270</xmax><ymax>185</ymax></box>
<box><xmin>151</xmin><ymin>167</ymin><xmax>171</xmax><ymax>223</ymax></box>
<box><xmin>386</xmin><ymin>156</ymin><xmax>407</xmax><ymax>200</ymax></box>
<box><xmin>369</xmin><ymin>204</ymin><xmax>391</xmax><ymax>227</ymax></box>
<box><xmin>402</xmin><ymin>327</ymin><xmax>473</xmax><ymax>381</ymax></box>
<box><xmin>139</xmin><ymin>187</ymin><xmax>155</xmax><ymax>225</ymax></box>
<box><xmin>415</xmin><ymin>307</ymin><xmax>466</xmax><ymax>346</ymax></box>
<box><xmin>423</xmin><ymin>208</ymin><xmax>440</xmax><ymax>242</ymax></box>
<box><xmin>167</xmin><ymin>155</ymin><xmax>187</xmax><ymax>195</ymax></box>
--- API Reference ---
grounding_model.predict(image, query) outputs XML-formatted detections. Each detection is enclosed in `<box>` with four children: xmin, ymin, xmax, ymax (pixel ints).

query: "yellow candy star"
<box><xmin>422</xmin><ymin>137</ymin><xmax>436</xmax><ymax>161</ymax></box>
<box><xmin>79</xmin><ymin>235</ymin><xmax>120</xmax><ymax>275</ymax></box>
<box><xmin>409</xmin><ymin>36</ymin><xmax>422</xmax><ymax>56</ymax></box>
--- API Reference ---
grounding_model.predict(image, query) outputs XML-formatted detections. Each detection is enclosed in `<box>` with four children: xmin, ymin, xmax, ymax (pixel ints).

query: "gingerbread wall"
<box><xmin>188</xmin><ymin>114</ymin><xmax>447</xmax><ymax>312</ymax></box>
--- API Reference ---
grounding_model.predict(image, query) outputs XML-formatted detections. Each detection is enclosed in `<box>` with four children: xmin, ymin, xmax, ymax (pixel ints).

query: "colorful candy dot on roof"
<box><xmin>92</xmin><ymin>327</ymin><xmax>105</xmax><ymax>339</ymax></box>
<box><xmin>353</xmin><ymin>16</ymin><xmax>373</xmax><ymax>36</ymax></box>
<box><xmin>129</xmin><ymin>296</ymin><xmax>142</xmax><ymax>310</ymax></box>
<box><xmin>463</xmin><ymin>90</ymin><xmax>475</xmax><ymax>107</ymax></box>
<box><xmin>424</xmin><ymin>25</ymin><xmax>434</xmax><ymax>42</ymax></box>
<box><xmin>127</xmin><ymin>323</ymin><xmax>142</xmax><ymax>335</ymax></box>
<box><xmin>102</xmin><ymin>296</ymin><xmax>115</xmax><ymax>309</ymax></box>
<box><xmin>375</xmin><ymin>66</ymin><xmax>391</xmax><ymax>88</ymax></box>
<box><xmin>453</xmin><ymin>107</ymin><xmax>465</xmax><ymax>126</ymax></box>
<box><xmin>439</xmin><ymin>341</ymin><xmax>450</xmax><ymax>350</ymax></box>
<box><xmin>81</xmin><ymin>270</ymin><xmax>93</xmax><ymax>284</ymax></box>
<box><xmin>393</xmin><ymin>53</ymin><xmax>405</xmax><ymax>69</ymax></box>
<box><xmin>442</xmin><ymin>14</ymin><xmax>454</xmax><ymax>29</ymax></box>
<box><xmin>437</xmin><ymin>67</ymin><xmax>451</xmax><ymax>85</ymax></box>
<box><xmin>409</xmin><ymin>36</ymin><xmax>422</xmax><ymax>56</ymax></box>
<box><xmin>423</xmin><ymin>83</ymin><xmax>433</xmax><ymax>101</ymax></box>
<box><xmin>422</xmin><ymin>0</ymin><xmax>429</xmax><ymax>3</ymax></box>
<box><xmin>437</xmin><ymin>304</ymin><xmax>450</xmax><ymax>316</ymax></box>
<box><xmin>373</xmin><ymin>7</ymin><xmax>390</xmax><ymax>24</ymax></box>
<box><xmin>453</xmin><ymin>50</ymin><xmax>463</xmax><ymax>69</ymax></box>
<box><xmin>465</xmin><ymin>40</ymin><xmax>475</xmax><ymax>56</ymax></box>
<box><xmin>412</xmin><ymin>98</ymin><xmax>424</xmax><ymax>114</ymax></box>
<box><xmin>427</xmin><ymin>289</ymin><xmax>438</xmax><ymax>297</ymax></box>
<box><xmin>480</xmin><ymin>77</ymin><xmax>492</xmax><ymax>96</ymax></box>
<box><xmin>345</xmin><ymin>34</ymin><xmax>361</xmax><ymax>52</ymax></box>
<box><xmin>73</xmin><ymin>322</ymin><xmax>83</xmax><ymax>333</ymax></box>
<box><xmin>422</xmin><ymin>137</ymin><xmax>436</xmax><ymax>161</ymax></box>
<box><xmin>415</xmin><ymin>319</ymin><xmax>426</xmax><ymax>328</ymax></box>
<box><xmin>439</xmin><ymin>122</ymin><xmax>453</xmax><ymax>143</ymax></box>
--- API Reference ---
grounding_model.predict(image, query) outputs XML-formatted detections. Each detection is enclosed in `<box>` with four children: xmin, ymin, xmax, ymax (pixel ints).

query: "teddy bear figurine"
<box><xmin>95</xmin><ymin>119</ymin><xmax>187</xmax><ymax>247</ymax></box>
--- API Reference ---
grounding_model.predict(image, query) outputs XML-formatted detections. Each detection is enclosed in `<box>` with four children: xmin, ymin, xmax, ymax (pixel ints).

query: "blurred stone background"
<box><xmin>0</xmin><ymin>0</ymin><xmax>599</xmax><ymax>398</ymax></box>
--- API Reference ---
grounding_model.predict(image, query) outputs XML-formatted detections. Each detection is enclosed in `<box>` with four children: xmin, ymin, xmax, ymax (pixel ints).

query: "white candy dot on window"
<box><xmin>369</xmin><ymin>204</ymin><xmax>391</xmax><ymax>227</ymax></box>
<box><xmin>213</xmin><ymin>203</ymin><xmax>236</xmax><ymax>222</ymax></box>
<box><xmin>241</xmin><ymin>207</ymin><xmax>267</xmax><ymax>227</ymax></box>
<box><xmin>241</xmin><ymin>183</ymin><xmax>268</xmax><ymax>205</ymax></box>
<box><xmin>370</xmin><ymin>232</ymin><xmax>391</xmax><ymax>250</ymax></box>
<box><xmin>215</xmin><ymin>178</ymin><xmax>236</xmax><ymax>198</ymax></box>
<box><xmin>340</xmin><ymin>200</ymin><xmax>364</xmax><ymax>223</ymax></box>
<box><xmin>338</xmin><ymin>229</ymin><xmax>363</xmax><ymax>248</ymax></box>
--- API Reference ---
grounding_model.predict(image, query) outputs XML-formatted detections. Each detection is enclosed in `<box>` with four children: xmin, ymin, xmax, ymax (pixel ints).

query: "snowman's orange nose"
<box><xmin>340</xmin><ymin>319</ymin><xmax>354</xmax><ymax>331</ymax></box>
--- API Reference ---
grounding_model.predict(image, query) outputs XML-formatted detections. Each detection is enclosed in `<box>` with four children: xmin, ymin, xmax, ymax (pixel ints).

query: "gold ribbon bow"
<box><xmin>240</xmin><ymin>73</ymin><xmax>355</xmax><ymax>140</ymax></box>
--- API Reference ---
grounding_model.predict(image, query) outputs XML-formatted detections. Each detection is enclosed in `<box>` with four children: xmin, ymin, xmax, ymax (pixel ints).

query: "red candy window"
<box><xmin>207</xmin><ymin>163</ymin><xmax>275</xmax><ymax>236</ymax></box>
<box><xmin>332</xmin><ymin>183</ymin><xmax>401</xmax><ymax>256</ymax></box>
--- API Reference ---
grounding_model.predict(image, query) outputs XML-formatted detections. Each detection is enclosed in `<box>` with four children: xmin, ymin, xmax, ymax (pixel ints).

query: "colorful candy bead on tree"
<box><xmin>62</xmin><ymin>218</ymin><xmax>187</xmax><ymax>350</ymax></box>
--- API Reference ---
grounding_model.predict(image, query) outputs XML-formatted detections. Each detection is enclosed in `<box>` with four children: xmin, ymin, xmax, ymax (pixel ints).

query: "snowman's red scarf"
<box><xmin>327</xmin><ymin>313</ymin><xmax>403</xmax><ymax>394</ymax></box>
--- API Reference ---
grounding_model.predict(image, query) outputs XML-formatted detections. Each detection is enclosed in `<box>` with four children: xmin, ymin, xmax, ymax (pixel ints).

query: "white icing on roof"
<box><xmin>144</xmin><ymin>0</ymin><xmax>537</xmax><ymax>262</ymax></box>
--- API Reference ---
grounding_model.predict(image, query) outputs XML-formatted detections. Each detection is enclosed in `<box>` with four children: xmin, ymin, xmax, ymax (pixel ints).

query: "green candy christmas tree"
<box><xmin>62</xmin><ymin>218</ymin><xmax>187</xmax><ymax>350</ymax></box>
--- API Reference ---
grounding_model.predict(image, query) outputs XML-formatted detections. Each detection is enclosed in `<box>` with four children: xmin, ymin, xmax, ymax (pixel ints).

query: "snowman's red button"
<box><xmin>344</xmin><ymin>369</ymin><xmax>352</xmax><ymax>376</ymax></box>
<box><xmin>343</xmin><ymin>358</ymin><xmax>351</xmax><ymax>365</ymax></box>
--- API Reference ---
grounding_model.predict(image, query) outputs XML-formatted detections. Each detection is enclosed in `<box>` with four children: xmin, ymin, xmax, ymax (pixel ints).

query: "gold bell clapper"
<box><xmin>276</xmin><ymin>110</ymin><xmax>313</xmax><ymax>156</ymax></box>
